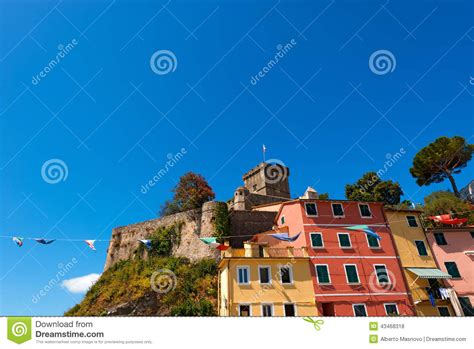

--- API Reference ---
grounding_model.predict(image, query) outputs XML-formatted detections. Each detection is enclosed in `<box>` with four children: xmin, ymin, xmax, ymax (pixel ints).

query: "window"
<box><xmin>353</xmin><ymin>304</ymin><xmax>367</xmax><ymax>317</ymax></box>
<box><xmin>344</xmin><ymin>265</ymin><xmax>360</xmax><ymax>284</ymax></box>
<box><xmin>239</xmin><ymin>304</ymin><xmax>251</xmax><ymax>316</ymax></box>
<box><xmin>261</xmin><ymin>304</ymin><xmax>273</xmax><ymax>317</ymax></box>
<box><xmin>315</xmin><ymin>265</ymin><xmax>331</xmax><ymax>284</ymax></box>
<box><xmin>310</xmin><ymin>233</ymin><xmax>324</xmax><ymax>248</ymax></box>
<box><xmin>438</xmin><ymin>306</ymin><xmax>450</xmax><ymax>317</ymax></box>
<box><xmin>384</xmin><ymin>303</ymin><xmax>399</xmax><ymax>315</ymax></box>
<box><xmin>366</xmin><ymin>234</ymin><xmax>380</xmax><ymax>248</ymax></box>
<box><xmin>459</xmin><ymin>297</ymin><xmax>474</xmax><ymax>316</ymax></box>
<box><xmin>280</xmin><ymin>216</ymin><xmax>285</xmax><ymax>225</ymax></box>
<box><xmin>284</xmin><ymin>304</ymin><xmax>296</xmax><ymax>317</ymax></box>
<box><xmin>374</xmin><ymin>265</ymin><xmax>390</xmax><ymax>284</ymax></box>
<box><xmin>406</xmin><ymin>215</ymin><xmax>418</xmax><ymax>227</ymax></box>
<box><xmin>332</xmin><ymin>203</ymin><xmax>344</xmax><ymax>217</ymax></box>
<box><xmin>434</xmin><ymin>232</ymin><xmax>447</xmax><ymax>245</ymax></box>
<box><xmin>470</xmin><ymin>232</ymin><xmax>474</xmax><ymax>239</ymax></box>
<box><xmin>359</xmin><ymin>204</ymin><xmax>372</xmax><ymax>217</ymax></box>
<box><xmin>237</xmin><ymin>266</ymin><xmax>250</xmax><ymax>285</ymax></box>
<box><xmin>305</xmin><ymin>203</ymin><xmax>318</xmax><ymax>216</ymax></box>
<box><xmin>444</xmin><ymin>262</ymin><xmax>461</xmax><ymax>278</ymax></box>
<box><xmin>280</xmin><ymin>266</ymin><xmax>293</xmax><ymax>284</ymax></box>
<box><xmin>415</xmin><ymin>240</ymin><xmax>428</xmax><ymax>256</ymax></box>
<box><xmin>258</xmin><ymin>266</ymin><xmax>271</xmax><ymax>284</ymax></box>
<box><xmin>338</xmin><ymin>233</ymin><xmax>352</xmax><ymax>248</ymax></box>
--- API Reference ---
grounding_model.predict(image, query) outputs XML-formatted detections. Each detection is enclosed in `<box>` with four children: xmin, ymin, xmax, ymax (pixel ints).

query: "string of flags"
<box><xmin>345</xmin><ymin>225</ymin><xmax>382</xmax><ymax>240</ymax></box>
<box><xmin>1</xmin><ymin>221</ymin><xmax>408</xmax><ymax>252</ymax></box>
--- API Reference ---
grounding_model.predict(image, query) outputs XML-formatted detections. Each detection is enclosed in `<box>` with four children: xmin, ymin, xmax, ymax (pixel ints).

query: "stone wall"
<box><xmin>104</xmin><ymin>201</ymin><xmax>277</xmax><ymax>270</ymax></box>
<box><xmin>104</xmin><ymin>201</ymin><xmax>220</xmax><ymax>270</ymax></box>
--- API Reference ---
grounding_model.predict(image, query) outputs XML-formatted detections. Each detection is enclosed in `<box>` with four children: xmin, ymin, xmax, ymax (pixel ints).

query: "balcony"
<box><xmin>222</xmin><ymin>246</ymin><xmax>309</xmax><ymax>258</ymax></box>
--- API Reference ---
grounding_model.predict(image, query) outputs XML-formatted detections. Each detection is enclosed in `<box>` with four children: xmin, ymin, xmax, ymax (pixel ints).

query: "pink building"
<box><xmin>426</xmin><ymin>227</ymin><xmax>474</xmax><ymax>316</ymax></box>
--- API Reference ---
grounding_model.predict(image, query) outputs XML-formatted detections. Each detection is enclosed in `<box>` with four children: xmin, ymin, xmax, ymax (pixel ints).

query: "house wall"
<box><xmin>385</xmin><ymin>210</ymin><xmax>454</xmax><ymax>316</ymax></box>
<box><xmin>275</xmin><ymin>200</ymin><xmax>415</xmax><ymax>316</ymax></box>
<box><xmin>426</xmin><ymin>228</ymin><xmax>474</xmax><ymax>307</ymax></box>
<box><xmin>222</xmin><ymin>258</ymin><xmax>318</xmax><ymax>316</ymax></box>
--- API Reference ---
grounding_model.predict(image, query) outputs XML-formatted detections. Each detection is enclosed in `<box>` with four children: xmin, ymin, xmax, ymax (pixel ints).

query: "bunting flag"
<box><xmin>269</xmin><ymin>232</ymin><xmax>301</xmax><ymax>242</ymax></box>
<box><xmin>199</xmin><ymin>237</ymin><xmax>229</xmax><ymax>251</ymax></box>
<box><xmin>428</xmin><ymin>215</ymin><xmax>467</xmax><ymax>226</ymax></box>
<box><xmin>84</xmin><ymin>240</ymin><xmax>96</xmax><ymax>251</ymax></box>
<box><xmin>34</xmin><ymin>238</ymin><xmax>56</xmax><ymax>245</ymax></box>
<box><xmin>345</xmin><ymin>225</ymin><xmax>381</xmax><ymax>240</ymax></box>
<box><xmin>13</xmin><ymin>237</ymin><xmax>23</xmax><ymax>247</ymax></box>
<box><xmin>138</xmin><ymin>239</ymin><xmax>152</xmax><ymax>250</ymax></box>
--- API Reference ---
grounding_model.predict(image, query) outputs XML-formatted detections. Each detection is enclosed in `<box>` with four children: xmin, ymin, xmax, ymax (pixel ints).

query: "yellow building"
<box><xmin>218</xmin><ymin>242</ymin><xmax>318</xmax><ymax>316</ymax></box>
<box><xmin>385</xmin><ymin>208</ymin><xmax>455</xmax><ymax>316</ymax></box>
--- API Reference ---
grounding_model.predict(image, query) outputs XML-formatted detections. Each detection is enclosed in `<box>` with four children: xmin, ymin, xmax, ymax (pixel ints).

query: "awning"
<box><xmin>407</xmin><ymin>267</ymin><xmax>452</xmax><ymax>279</ymax></box>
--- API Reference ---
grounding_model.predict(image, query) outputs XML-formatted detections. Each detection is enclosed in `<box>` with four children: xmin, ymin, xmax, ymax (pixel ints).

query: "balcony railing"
<box><xmin>222</xmin><ymin>247</ymin><xmax>308</xmax><ymax>258</ymax></box>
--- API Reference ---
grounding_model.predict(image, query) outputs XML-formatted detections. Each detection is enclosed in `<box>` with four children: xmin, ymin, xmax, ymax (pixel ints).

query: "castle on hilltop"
<box><xmin>104</xmin><ymin>161</ymin><xmax>293</xmax><ymax>270</ymax></box>
<box><xmin>229</xmin><ymin>162</ymin><xmax>292</xmax><ymax>211</ymax></box>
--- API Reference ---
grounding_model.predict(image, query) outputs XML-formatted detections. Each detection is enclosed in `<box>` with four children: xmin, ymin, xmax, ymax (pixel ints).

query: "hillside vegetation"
<box><xmin>65</xmin><ymin>256</ymin><xmax>218</xmax><ymax>316</ymax></box>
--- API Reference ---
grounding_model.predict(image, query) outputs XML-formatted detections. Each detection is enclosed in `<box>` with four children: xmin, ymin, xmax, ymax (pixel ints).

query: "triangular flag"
<box><xmin>199</xmin><ymin>237</ymin><xmax>228</xmax><ymax>250</ymax></box>
<box><xmin>34</xmin><ymin>238</ymin><xmax>56</xmax><ymax>245</ymax></box>
<box><xmin>138</xmin><ymin>239</ymin><xmax>152</xmax><ymax>250</ymax></box>
<box><xmin>84</xmin><ymin>240</ymin><xmax>96</xmax><ymax>251</ymax></box>
<box><xmin>199</xmin><ymin>237</ymin><xmax>217</xmax><ymax>245</ymax></box>
<box><xmin>269</xmin><ymin>232</ymin><xmax>301</xmax><ymax>242</ymax></box>
<box><xmin>345</xmin><ymin>225</ymin><xmax>381</xmax><ymax>241</ymax></box>
<box><xmin>13</xmin><ymin>237</ymin><xmax>24</xmax><ymax>247</ymax></box>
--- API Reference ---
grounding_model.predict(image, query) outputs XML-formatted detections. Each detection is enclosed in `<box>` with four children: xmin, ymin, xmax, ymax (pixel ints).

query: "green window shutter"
<box><xmin>316</xmin><ymin>265</ymin><xmax>330</xmax><ymax>284</ymax></box>
<box><xmin>345</xmin><ymin>265</ymin><xmax>359</xmax><ymax>283</ymax></box>
<box><xmin>445</xmin><ymin>262</ymin><xmax>461</xmax><ymax>278</ymax></box>
<box><xmin>338</xmin><ymin>234</ymin><xmax>351</xmax><ymax>247</ymax></box>
<box><xmin>415</xmin><ymin>240</ymin><xmax>428</xmax><ymax>256</ymax></box>
<box><xmin>311</xmin><ymin>234</ymin><xmax>323</xmax><ymax>247</ymax></box>
<box><xmin>367</xmin><ymin>235</ymin><xmax>380</xmax><ymax>248</ymax></box>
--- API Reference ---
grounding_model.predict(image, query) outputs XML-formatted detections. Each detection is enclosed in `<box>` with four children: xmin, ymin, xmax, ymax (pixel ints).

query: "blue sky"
<box><xmin>0</xmin><ymin>0</ymin><xmax>473</xmax><ymax>315</ymax></box>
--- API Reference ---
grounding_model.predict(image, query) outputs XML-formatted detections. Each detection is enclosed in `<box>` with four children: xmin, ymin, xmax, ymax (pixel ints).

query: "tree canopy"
<box><xmin>423</xmin><ymin>191</ymin><xmax>473</xmax><ymax>224</ymax></box>
<box><xmin>345</xmin><ymin>172</ymin><xmax>403</xmax><ymax>205</ymax></box>
<box><xmin>160</xmin><ymin>172</ymin><xmax>215</xmax><ymax>216</ymax></box>
<box><xmin>410</xmin><ymin>136</ymin><xmax>474</xmax><ymax>197</ymax></box>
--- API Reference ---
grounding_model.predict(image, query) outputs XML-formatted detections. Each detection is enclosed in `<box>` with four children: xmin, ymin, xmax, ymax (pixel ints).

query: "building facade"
<box><xmin>273</xmin><ymin>199</ymin><xmax>415</xmax><ymax>316</ymax></box>
<box><xmin>385</xmin><ymin>208</ymin><xmax>455</xmax><ymax>316</ymax></box>
<box><xmin>218</xmin><ymin>241</ymin><xmax>318</xmax><ymax>317</ymax></box>
<box><xmin>426</xmin><ymin>227</ymin><xmax>474</xmax><ymax>316</ymax></box>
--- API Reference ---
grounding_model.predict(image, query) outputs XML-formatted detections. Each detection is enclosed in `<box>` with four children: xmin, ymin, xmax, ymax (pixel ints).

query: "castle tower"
<box><xmin>242</xmin><ymin>162</ymin><xmax>291</xmax><ymax>199</ymax></box>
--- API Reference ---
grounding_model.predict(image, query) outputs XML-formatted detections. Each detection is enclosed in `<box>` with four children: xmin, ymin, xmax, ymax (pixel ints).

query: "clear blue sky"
<box><xmin>1</xmin><ymin>0</ymin><xmax>473</xmax><ymax>315</ymax></box>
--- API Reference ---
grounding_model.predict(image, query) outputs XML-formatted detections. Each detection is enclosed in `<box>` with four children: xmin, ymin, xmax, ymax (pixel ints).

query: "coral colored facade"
<box><xmin>426</xmin><ymin>227</ymin><xmax>474</xmax><ymax>316</ymax></box>
<box><xmin>274</xmin><ymin>199</ymin><xmax>415</xmax><ymax>316</ymax></box>
<box><xmin>385</xmin><ymin>209</ymin><xmax>455</xmax><ymax>316</ymax></box>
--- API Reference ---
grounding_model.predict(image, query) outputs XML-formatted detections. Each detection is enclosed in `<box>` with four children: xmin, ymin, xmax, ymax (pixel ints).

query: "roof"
<box><xmin>406</xmin><ymin>267</ymin><xmax>452</xmax><ymax>279</ymax></box>
<box><xmin>384</xmin><ymin>207</ymin><xmax>424</xmax><ymax>213</ymax></box>
<box><xmin>426</xmin><ymin>226</ymin><xmax>474</xmax><ymax>233</ymax></box>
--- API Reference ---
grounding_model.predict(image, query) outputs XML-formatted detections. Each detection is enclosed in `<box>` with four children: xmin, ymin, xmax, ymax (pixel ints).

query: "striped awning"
<box><xmin>407</xmin><ymin>267</ymin><xmax>452</xmax><ymax>279</ymax></box>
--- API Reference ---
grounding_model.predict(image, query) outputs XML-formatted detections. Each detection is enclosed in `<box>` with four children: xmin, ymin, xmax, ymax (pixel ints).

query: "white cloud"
<box><xmin>61</xmin><ymin>273</ymin><xmax>101</xmax><ymax>293</ymax></box>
